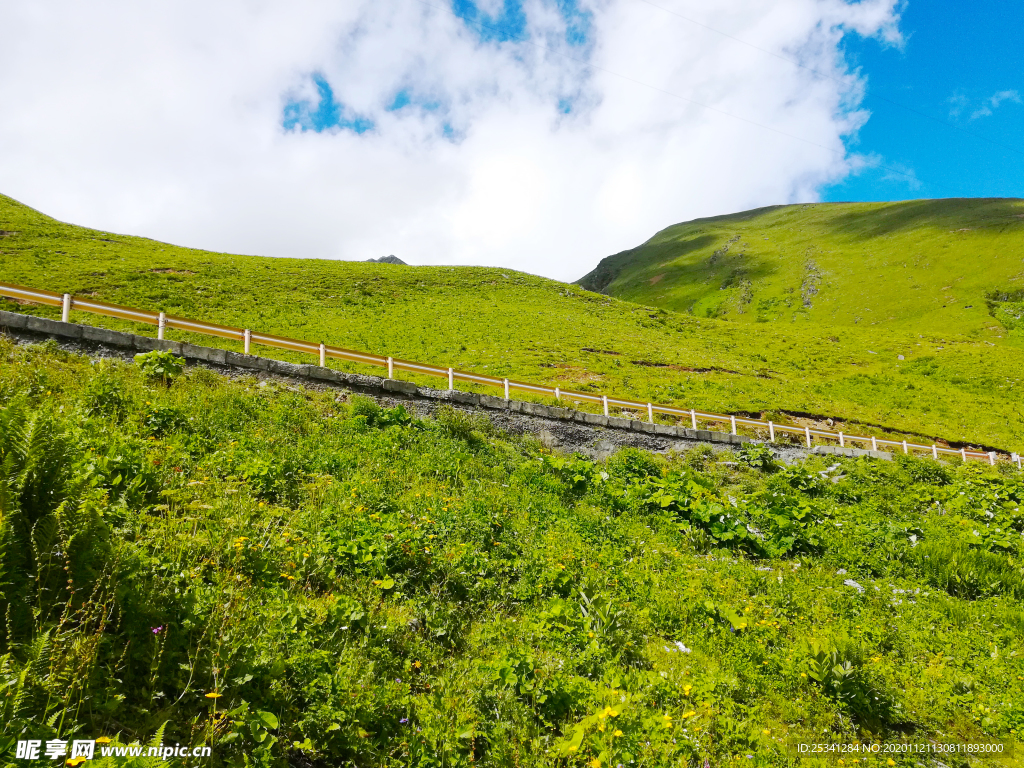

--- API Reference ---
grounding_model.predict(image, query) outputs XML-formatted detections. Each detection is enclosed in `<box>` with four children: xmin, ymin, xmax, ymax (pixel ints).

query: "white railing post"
<box><xmin>989</xmin><ymin>451</ymin><xmax>996</xmax><ymax>466</ymax></box>
<box><xmin>690</xmin><ymin>409</ymin><xmax>697</xmax><ymax>429</ymax></box>
<box><xmin>805</xmin><ymin>426</ymin><xmax>811</xmax><ymax>448</ymax></box>
<box><xmin>838</xmin><ymin>432</ymin><xmax>844</xmax><ymax>447</ymax></box>
<box><xmin>319</xmin><ymin>343</ymin><xmax>326</xmax><ymax>367</ymax></box>
<box><xmin>647</xmin><ymin>403</ymin><xmax>654</xmax><ymax>423</ymax></box>
<box><xmin>1016</xmin><ymin>453</ymin><xmax>1022</xmax><ymax>470</ymax></box>
<box><xmin>871</xmin><ymin>436</ymin><xmax>877</xmax><ymax>451</ymax></box>
<box><xmin>961</xmin><ymin>447</ymin><xmax>967</xmax><ymax>462</ymax></box>
<box><xmin>730</xmin><ymin>415</ymin><xmax>737</xmax><ymax>435</ymax></box>
<box><xmin>902</xmin><ymin>440</ymin><xmax>908</xmax><ymax>455</ymax></box>
<box><xmin>61</xmin><ymin>293</ymin><xmax>71</xmax><ymax>323</ymax></box>
<box><xmin>602</xmin><ymin>395</ymin><xmax>609</xmax><ymax>416</ymax></box>
<box><xmin>554</xmin><ymin>387</ymin><xmax>560</xmax><ymax>401</ymax></box>
<box><xmin>768</xmin><ymin>421</ymin><xmax>775</xmax><ymax>442</ymax></box>
<box><xmin>158</xmin><ymin>312</ymin><xmax>166</xmax><ymax>340</ymax></box>
<box><xmin>504</xmin><ymin>378</ymin><xmax>510</xmax><ymax>400</ymax></box>
<box><xmin>243</xmin><ymin>329</ymin><xmax>251</xmax><ymax>354</ymax></box>
<box><xmin>932</xmin><ymin>445</ymin><xmax>938</xmax><ymax>460</ymax></box>
<box><xmin>387</xmin><ymin>357</ymin><xmax>394</xmax><ymax>379</ymax></box>
<box><xmin>448</xmin><ymin>367</ymin><xmax>454</xmax><ymax>391</ymax></box>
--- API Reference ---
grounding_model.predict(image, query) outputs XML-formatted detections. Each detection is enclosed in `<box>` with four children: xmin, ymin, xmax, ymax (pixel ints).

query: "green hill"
<box><xmin>2</xmin><ymin>193</ymin><xmax>1023</xmax><ymax>453</ymax></box>
<box><xmin>1</xmin><ymin>340</ymin><xmax>1022</xmax><ymax>766</ymax></box>
<box><xmin>577</xmin><ymin>199</ymin><xmax>1024</xmax><ymax>337</ymax></box>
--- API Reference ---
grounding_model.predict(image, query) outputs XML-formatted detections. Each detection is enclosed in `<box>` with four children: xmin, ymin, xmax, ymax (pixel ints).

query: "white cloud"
<box><xmin>970</xmin><ymin>89</ymin><xmax>1021</xmax><ymax>121</ymax></box>
<box><xmin>0</xmin><ymin>0</ymin><xmax>902</xmax><ymax>282</ymax></box>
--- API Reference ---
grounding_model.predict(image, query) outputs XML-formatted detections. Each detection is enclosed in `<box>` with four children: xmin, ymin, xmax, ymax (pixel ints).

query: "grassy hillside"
<box><xmin>577</xmin><ymin>199</ymin><xmax>1024</xmax><ymax>338</ymax></box>
<box><xmin>2</xmin><ymin>340</ymin><xmax>1022</xmax><ymax>766</ymax></box>
<box><xmin>1</xmin><ymin>193</ymin><xmax>1023</xmax><ymax>454</ymax></box>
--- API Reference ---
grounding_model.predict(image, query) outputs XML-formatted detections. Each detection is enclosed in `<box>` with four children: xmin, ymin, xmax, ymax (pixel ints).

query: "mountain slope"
<box><xmin>2</xmin><ymin>341</ymin><xmax>1022</xmax><ymax>765</ymax></box>
<box><xmin>2</xmin><ymin>192</ymin><xmax>1023</xmax><ymax>452</ymax></box>
<box><xmin>578</xmin><ymin>199</ymin><xmax>1024</xmax><ymax>338</ymax></box>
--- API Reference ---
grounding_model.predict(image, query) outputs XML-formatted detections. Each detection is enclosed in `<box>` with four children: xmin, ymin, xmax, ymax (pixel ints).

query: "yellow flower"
<box><xmin>589</xmin><ymin>760</ymin><xmax>602</xmax><ymax>768</ymax></box>
<box><xmin>887</xmin><ymin>760</ymin><xmax>896</xmax><ymax>766</ymax></box>
<box><xmin>762</xmin><ymin>729</ymin><xmax>770</xmax><ymax>735</ymax></box>
<box><xmin>66</xmin><ymin>758</ymin><xmax>88</xmax><ymax>767</ymax></box>
<box><xmin>682</xmin><ymin>710</ymin><xmax>696</xmax><ymax>718</ymax></box>
<box><xmin>95</xmin><ymin>737</ymin><xmax>112</xmax><ymax>744</ymax></box>
<box><xmin>613</xmin><ymin>729</ymin><xmax>623</xmax><ymax>737</ymax></box>
<box><xmin>205</xmin><ymin>692</ymin><xmax>222</xmax><ymax>698</ymax></box>
<box><xmin>598</xmin><ymin>706</ymin><xmax>619</xmax><ymax>718</ymax></box>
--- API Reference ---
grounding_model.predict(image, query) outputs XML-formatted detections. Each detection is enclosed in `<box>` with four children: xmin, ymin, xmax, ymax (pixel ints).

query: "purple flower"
<box><xmin>152</xmin><ymin>626</ymin><xmax>164</xmax><ymax>634</ymax></box>
<box><xmin>400</xmin><ymin>718</ymin><xmax>408</xmax><ymax>724</ymax></box>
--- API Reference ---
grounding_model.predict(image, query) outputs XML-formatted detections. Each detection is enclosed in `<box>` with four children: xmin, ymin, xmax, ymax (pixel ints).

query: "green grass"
<box><xmin>2</xmin><ymin>192</ymin><xmax>1023</xmax><ymax>454</ymax></box>
<box><xmin>577</xmin><ymin>199</ymin><xmax>1024</xmax><ymax>338</ymax></box>
<box><xmin>2</xmin><ymin>339</ymin><xmax>1023</xmax><ymax>767</ymax></box>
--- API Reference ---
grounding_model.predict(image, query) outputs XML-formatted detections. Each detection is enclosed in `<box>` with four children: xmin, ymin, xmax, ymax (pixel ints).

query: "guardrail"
<box><xmin>1</xmin><ymin>280</ymin><xmax>1019</xmax><ymax>468</ymax></box>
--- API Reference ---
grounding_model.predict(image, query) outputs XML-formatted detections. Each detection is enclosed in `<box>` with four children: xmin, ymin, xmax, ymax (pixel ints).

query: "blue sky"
<box><xmin>825</xmin><ymin>0</ymin><xmax>1024</xmax><ymax>202</ymax></box>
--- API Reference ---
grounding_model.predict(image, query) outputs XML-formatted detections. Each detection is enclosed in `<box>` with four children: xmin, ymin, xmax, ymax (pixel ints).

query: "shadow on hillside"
<box><xmin>826</xmin><ymin>198</ymin><xmax>1024</xmax><ymax>240</ymax></box>
<box><xmin>578</xmin><ymin>234</ymin><xmax>716</xmax><ymax>292</ymax></box>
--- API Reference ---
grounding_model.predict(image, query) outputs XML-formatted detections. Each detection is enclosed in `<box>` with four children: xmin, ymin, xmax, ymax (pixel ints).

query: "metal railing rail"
<box><xmin>1</xmin><ymin>280</ymin><xmax>1018</xmax><ymax>468</ymax></box>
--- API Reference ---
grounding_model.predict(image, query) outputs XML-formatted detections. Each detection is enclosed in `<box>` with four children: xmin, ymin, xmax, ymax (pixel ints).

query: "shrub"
<box><xmin>434</xmin><ymin>404</ymin><xmax>491</xmax><ymax>443</ymax></box>
<box><xmin>737</xmin><ymin>441</ymin><xmax>777</xmax><ymax>472</ymax></box>
<box><xmin>133</xmin><ymin>349</ymin><xmax>185</xmax><ymax>387</ymax></box>
<box><xmin>349</xmin><ymin>394</ymin><xmax>381</xmax><ymax>422</ymax></box>
<box><xmin>83</xmin><ymin>369</ymin><xmax>131</xmax><ymax>418</ymax></box>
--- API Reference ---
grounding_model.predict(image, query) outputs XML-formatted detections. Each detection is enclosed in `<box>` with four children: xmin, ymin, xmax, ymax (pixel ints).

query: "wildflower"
<box><xmin>682</xmin><ymin>710</ymin><xmax>696</xmax><ymax>718</ymax></box>
<box><xmin>400</xmin><ymin>718</ymin><xmax>409</xmax><ymax>724</ymax></box>
<box><xmin>66</xmin><ymin>758</ymin><xmax>87</xmax><ymax>767</ymax></box>
<box><xmin>599</xmin><ymin>706</ymin><xmax>619</xmax><ymax>718</ymax></box>
<box><xmin>95</xmin><ymin>737</ymin><xmax>112</xmax><ymax>745</ymax></box>
<box><xmin>152</xmin><ymin>626</ymin><xmax>164</xmax><ymax>634</ymax></box>
<box><xmin>613</xmin><ymin>729</ymin><xmax>623</xmax><ymax>737</ymax></box>
<box><xmin>205</xmin><ymin>692</ymin><xmax>222</xmax><ymax>699</ymax></box>
<box><xmin>589</xmin><ymin>760</ymin><xmax>602</xmax><ymax>768</ymax></box>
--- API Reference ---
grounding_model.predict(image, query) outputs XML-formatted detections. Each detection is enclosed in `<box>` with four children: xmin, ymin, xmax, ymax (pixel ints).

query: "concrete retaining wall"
<box><xmin>0</xmin><ymin>309</ymin><xmax>893</xmax><ymax>462</ymax></box>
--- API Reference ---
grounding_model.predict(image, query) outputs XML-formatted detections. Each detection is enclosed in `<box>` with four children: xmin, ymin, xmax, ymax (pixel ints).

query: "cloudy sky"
<box><xmin>0</xmin><ymin>0</ymin><xmax>1020</xmax><ymax>281</ymax></box>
